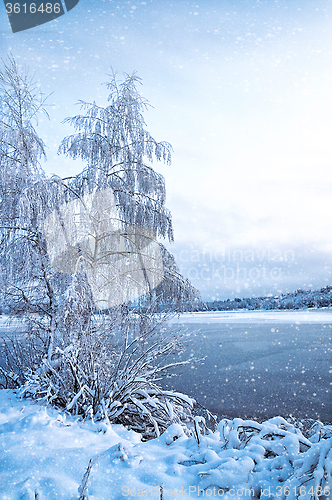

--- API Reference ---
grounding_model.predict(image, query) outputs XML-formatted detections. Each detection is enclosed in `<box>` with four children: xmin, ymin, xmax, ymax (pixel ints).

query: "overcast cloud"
<box><xmin>1</xmin><ymin>0</ymin><xmax>331</xmax><ymax>300</ymax></box>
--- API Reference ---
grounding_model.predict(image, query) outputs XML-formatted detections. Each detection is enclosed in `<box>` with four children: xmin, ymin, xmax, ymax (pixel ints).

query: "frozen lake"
<box><xmin>163</xmin><ymin>310</ymin><xmax>332</xmax><ymax>422</ymax></box>
<box><xmin>1</xmin><ymin>310</ymin><xmax>331</xmax><ymax>422</ymax></box>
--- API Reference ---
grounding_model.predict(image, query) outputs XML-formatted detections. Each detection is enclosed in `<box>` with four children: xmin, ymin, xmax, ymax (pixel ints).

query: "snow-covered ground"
<box><xmin>0</xmin><ymin>389</ymin><xmax>331</xmax><ymax>500</ymax></box>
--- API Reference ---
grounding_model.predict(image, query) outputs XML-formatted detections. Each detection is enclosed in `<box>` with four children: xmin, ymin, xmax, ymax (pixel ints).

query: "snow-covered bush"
<box><xmin>2</xmin><ymin>275</ymin><xmax>196</xmax><ymax>440</ymax></box>
<box><xmin>100</xmin><ymin>415</ymin><xmax>331</xmax><ymax>499</ymax></box>
<box><xmin>1</xmin><ymin>391</ymin><xmax>330</xmax><ymax>499</ymax></box>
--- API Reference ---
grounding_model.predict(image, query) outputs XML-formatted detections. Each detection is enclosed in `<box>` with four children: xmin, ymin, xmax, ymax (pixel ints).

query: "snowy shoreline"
<box><xmin>168</xmin><ymin>309</ymin><xmax>332</xmax><ymax>324</ymax></box>
<box><xmin>0</xmin><ymin>389</ymin><xmax>331</xmax><ymax>499</ymax></box>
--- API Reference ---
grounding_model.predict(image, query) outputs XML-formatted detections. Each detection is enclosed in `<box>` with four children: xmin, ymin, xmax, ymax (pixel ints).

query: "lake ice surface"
<box><xmin>165</xmin><ymin>309</ymin><xmax>332</xmax><ymax>421</ymax></box>
<box><xmin>1</xmin><ymin>310</ymin><xmax>331</xmax><ymax>421</ymax></box>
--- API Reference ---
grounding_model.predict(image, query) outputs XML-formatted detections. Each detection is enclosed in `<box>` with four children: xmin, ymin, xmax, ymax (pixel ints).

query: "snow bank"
<box><xmin>1</xmin><ymin>390</ymin><xmax>331</xmax><ymax>499</ymax></box>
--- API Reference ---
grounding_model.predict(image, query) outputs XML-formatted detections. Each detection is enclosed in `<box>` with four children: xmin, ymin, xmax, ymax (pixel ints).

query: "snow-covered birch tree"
<box><xmin>0</xmin><ymin>56</ymin><xmax>65</xmax><ymax>378</ymax></box>
<box><xmin>0</xmin><ymin>55</ymin><xmax>47</xmax><ymax>225</ymax></box>
<box><xmin>58</xmin><ymin>71</ymin><xmax>201</xmax><ymax>313</ymax></box>
<box><xmin>0</xmin><ymin>66</ymin><xmax>201</xmax><ymax>438</ymax></box>
<box><xmin>0</xmin><ymin>55</ymin><xmax>50</xmax><ymax>321</ymax></box>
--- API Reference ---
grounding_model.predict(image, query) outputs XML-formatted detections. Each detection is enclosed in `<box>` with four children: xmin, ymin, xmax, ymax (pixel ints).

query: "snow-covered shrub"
<box><xmin>6</xmin><ymin>276</ymin><xmax>193</xmax><ymax>440</ymax></box>
<box><xmin>99</xmin><ymin>416</ymin><xmax>331</xmax><ymax>499</ymax></box>
<box><xmin>19</xmin><ymin>332</ymin><xmax>194</xmax><ymax>440</ymax></box>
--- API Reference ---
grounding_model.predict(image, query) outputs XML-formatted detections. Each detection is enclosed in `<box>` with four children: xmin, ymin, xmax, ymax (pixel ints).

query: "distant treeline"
<box><xmin>203</xmin><ymin>286</ymin><xmax>332</xmax><ymax>311</ymax></box>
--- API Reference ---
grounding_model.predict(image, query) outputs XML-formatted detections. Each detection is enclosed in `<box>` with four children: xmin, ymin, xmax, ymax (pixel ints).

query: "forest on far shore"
<box><xmin>203</xmin><ymin>286</ymin><xmax>332</xmax><ymax>311</ymax></box>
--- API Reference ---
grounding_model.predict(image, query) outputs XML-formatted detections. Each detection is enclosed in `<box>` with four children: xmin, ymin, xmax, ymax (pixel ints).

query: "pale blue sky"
<box><xmin>1</xmin><ymin>0</ymin><xmax>332</xmax><ymax>299</ymax></box>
